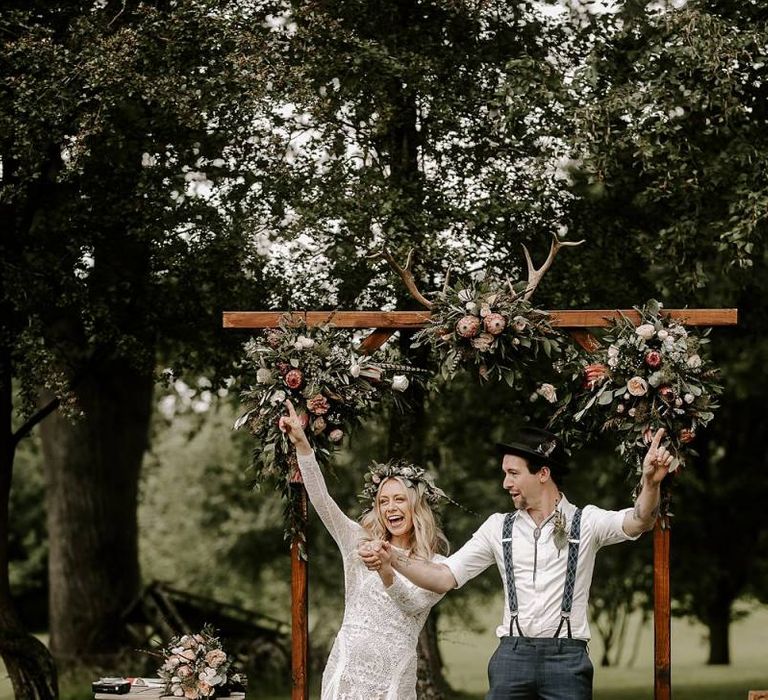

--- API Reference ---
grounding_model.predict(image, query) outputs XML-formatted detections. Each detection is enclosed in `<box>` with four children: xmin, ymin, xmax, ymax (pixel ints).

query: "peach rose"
<box><xmin>626</xmin><ymin>376</ymin><xmax>648</xmax><ymax>397</ymax></box>
<box><xmin>307</xmin><ymin>394</ymin><xmax>330</xmax><ymax>415</ymax></box>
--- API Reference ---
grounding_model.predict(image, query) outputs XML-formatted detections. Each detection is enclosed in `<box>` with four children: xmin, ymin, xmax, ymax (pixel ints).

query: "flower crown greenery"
<box><xmin>553</xmin><ymin>299</ymin><xmax>721</xmax><ymax>477</ymax></box>
<box><xmin>412</xmin><ymin>272</ymin><xmax>564</xmax><ymax>387</ymax></box>
<box><xmin>358</xmin><ymin>459</ymin><xmax>447</xmax><ymax>513</ymax></box>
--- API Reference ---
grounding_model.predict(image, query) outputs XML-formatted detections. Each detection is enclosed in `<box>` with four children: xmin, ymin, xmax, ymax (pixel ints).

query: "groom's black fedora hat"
<box><xmin>496</xmin><ymin>426</ymin><xmax>569</xmax><ymax>475</ymax></box>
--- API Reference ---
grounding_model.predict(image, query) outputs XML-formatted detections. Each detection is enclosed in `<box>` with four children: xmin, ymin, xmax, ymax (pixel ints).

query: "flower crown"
<box><xmin>358</xmin><ymin>459</ymin><xmax>447</xmax><ymax>512</ymax></box>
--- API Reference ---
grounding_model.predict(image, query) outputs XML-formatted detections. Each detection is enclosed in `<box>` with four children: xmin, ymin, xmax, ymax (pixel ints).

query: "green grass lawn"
<box><xmin>3</xmin><ymin>604</ymin><xmax>767</xmax><ymax>699</ymax></box>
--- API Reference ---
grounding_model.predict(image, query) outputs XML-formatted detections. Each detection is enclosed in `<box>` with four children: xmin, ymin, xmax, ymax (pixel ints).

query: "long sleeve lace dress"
<box><xmin>296</xmin><ymin>452</ymin><xmax>445</xmax><ymax>700</ymax></box>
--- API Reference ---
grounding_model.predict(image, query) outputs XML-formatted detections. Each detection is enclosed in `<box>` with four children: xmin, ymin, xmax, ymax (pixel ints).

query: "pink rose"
<box><xmin>645</xmin><ymin>350</ymin><xmax>662</xmax><ymax>369</ymax></box>
<box><xmin>205</xmin><ymin>650</ymin><xmax>227</xmax><ymax>668</ymax></box>
<box><xmin>276</xmin><ymin>361</ymin><xmax>291</xmax><ymax>376</ymax></box>
<box><xmin>307</xmin><ymin>394</ymin><xmax>330</xmax><ymax>415</ymax></box>
<box><xmin>265</xmin><ymin>331</ymin><xmax>283</xmax><ymax>348</ymax></box>
<box><xmin>471</xmin><ymin>332</ymin><xmax>495</xmax><ymax>352</ymax></box>
<box><xmin>329</xmin><ymin>428</ymin><xmax>344</xmax><ymax>443</ymax></box>
<box><xmin>455</xmin><ymin>315</ymin><xmax>481</xmax><ymax>338</ymax></box>
<box><xmin>483</xmin><ymin>313</ymin><xmax>506</xmax><ymax>335</ymax></box>
<box><xmin>284</xmin><ymin>369</ymin><xmax>304</xmax><ymax>389</ymax></box>
<box><xmin>679</xmin><ymin>428</ymin><xmax>695</xmax><ymax>444</ymax></box>
<box><xmin>658</xmin><ymin>385</ymin><xmax>675</xmax><ymax>402</ymax></box>
<box><xmin>626</xmin><ymin>376</ymin><xmax>648</xmax><ymax>397</ymax></box>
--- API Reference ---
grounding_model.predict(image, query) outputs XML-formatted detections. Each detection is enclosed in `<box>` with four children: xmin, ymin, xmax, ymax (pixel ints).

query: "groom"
<box><xmin>360</xmin><ymin>426</ymin><xmax>671</xmax><ymax>699</ymax></box>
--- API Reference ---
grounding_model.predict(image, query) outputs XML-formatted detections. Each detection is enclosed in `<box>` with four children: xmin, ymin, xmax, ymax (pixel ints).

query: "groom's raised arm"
<box><xmin>360</xmin><ymin>542</ymin><xmax>457</xmax><ymax>594</ymax></box>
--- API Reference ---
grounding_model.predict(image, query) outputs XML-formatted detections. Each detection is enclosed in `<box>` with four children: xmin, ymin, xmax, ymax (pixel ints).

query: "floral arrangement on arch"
<box><xmin>412</xmin><ymin>273</ymin><xmax>564</xmax><ymax>386</ymax></box>
<box><xmin>236</xmin><ymin>319</ymin><xmax>425</xmax><ymax>481</ymax></box>
<box><xmin>157</xmin><ymin>625</ymin><xmax>245</xmax><ymax>699</ymax></box>
<box><xmin>556</xmin><ymin>300</ymin><xmax>721</xmax><ymax>474</ymax></box>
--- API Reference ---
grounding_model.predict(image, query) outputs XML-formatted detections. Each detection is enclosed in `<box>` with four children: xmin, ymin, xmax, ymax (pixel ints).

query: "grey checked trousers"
<box><xmin>485</xmin><ymin>637</ymin><xmax>593</xmax><ymax>700</ymax></box>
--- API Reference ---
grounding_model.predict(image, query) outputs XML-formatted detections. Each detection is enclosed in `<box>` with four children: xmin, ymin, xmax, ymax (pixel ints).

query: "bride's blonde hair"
<box><xmin>359</xmin><ymin>477</ymin><xmax>449</xmax><ymax>561</ymax></box>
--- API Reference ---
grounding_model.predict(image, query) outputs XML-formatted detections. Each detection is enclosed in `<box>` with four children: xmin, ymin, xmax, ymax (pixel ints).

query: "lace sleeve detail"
<box><xmin>296</xmin><ymin>451</ymin><xmax>361</xmax><ymax>551</ymax></box>
<box><xmin>384</xmin><ymin>558</ymin><xmax>446</xmax><ymax>615</ymax></box>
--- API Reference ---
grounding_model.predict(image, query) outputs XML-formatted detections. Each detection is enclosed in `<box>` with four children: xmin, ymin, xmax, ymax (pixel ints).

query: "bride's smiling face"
<box><xmin>377</xmin><ymin>478</ymin><xmax>414</xmax><ymax>539</ymax></box>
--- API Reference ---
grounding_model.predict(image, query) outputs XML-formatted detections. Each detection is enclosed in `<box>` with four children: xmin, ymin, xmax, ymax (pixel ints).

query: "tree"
<box><xmin>1</xmin><ymin>0</ymin><xmax>277</xmax><ymax>689</ymax></box>
<box><xmin>546</xmin><ymin>0</ymin><xmax>768</xmax><ymax>664</ymax></box>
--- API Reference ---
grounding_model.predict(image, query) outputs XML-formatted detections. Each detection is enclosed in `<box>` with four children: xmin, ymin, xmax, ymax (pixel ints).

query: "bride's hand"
<box><xmin>359</xmin><ymin>540</ymin><xmax>392</xmax><ymax>569</ymax></box>
<box><xmin>281</xmin><ymin>400</ymin><xmax>312</xmax><ymax>455</ymax></box>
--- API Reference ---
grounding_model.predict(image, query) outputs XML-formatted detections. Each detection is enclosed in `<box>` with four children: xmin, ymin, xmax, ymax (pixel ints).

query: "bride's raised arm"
<box><xmin>282</xmin><ymin>400</ymin><xmax>361</xmax><ymax>551</ymax></box>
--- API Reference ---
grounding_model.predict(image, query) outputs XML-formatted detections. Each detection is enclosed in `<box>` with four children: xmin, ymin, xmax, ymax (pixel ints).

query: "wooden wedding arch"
<box><xmin>223</xmin><ymin>306</ymin><xmax>737</xmax><ymax>700</ymax></box>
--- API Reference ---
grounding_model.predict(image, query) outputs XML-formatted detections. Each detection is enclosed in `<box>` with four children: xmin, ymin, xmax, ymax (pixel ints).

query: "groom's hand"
<box><xmin>359</xmin><ymin>540</ymin><xmax>388</xmax><ymax>570</ymax></box>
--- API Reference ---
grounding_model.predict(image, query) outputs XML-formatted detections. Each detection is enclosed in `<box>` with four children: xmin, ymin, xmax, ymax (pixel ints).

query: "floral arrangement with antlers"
<box><xmin>236</xmin><ymin>319</ymin><xmax>425</xmax><ymax>481</ymax></box>
<box><xmin>371</xmin><ymin>235</ymin><xmax>584</xmax><ymax>385</ymax></box>
<box><xmin>553</xmin><ymin>299</ymin><xmax>721</xmax><ymax>476</ymax></box>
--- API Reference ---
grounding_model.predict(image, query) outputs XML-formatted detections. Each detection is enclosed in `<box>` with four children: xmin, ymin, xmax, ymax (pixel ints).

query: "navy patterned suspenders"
<box><xmin>502</xmin><ymin>508</ymin><xmax>583</xmax><ymax>638</ymax></box>
<box><xmin>501</xmin><ymin>512</ymin><xmax>524</xmax><ymax>636</ymax></box>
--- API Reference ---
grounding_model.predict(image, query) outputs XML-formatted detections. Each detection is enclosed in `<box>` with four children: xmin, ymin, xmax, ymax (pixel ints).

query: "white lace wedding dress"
<box><xmin>296</xmin><ymin>452</ymin><xmax>445</xmax><ymax>700</ymax></box>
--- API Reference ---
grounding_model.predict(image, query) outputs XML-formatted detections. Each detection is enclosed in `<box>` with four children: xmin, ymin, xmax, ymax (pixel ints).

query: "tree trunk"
<box><xmin>416</xmin><ymin>613</ymin><xmax>448</xmax><ymax>700</ymax></box>
<box><xmin>705</xmin><ymin>594</ymin><xmax>731</xmax><ymax>665</ymax></box>
<box><xmin>388</xmin><ymin>337</ymin><xmax>449</xmax><ymax>698</ymax></box>
<box><xmin>39</xmin><ymin>356</ymin><xmax>153</xmax><ymax>666</ymax></box>
<box><xmin>0</xmin><ymin>345</ymin><xmax>58</xmax><ymax>700</ymax></box>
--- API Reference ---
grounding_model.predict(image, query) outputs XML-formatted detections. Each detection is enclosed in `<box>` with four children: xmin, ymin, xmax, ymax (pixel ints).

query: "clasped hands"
<box><xmin>359</xmin><ymin>540</ymin><xmax>393</xmax><ymax>574</ymax></box>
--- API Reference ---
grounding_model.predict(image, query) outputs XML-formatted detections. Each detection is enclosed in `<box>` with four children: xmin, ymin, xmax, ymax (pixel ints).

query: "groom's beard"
<box><xmin>513</xmin><ymin>495</ymin><xmax>528</xmax><ymax>510</ymax></box>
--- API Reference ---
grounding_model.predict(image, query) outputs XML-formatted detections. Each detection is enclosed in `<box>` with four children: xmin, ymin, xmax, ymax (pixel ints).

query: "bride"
<box><xmin>281</xmin><ymin>399</ymin><xmax>449</xmax><ymax>700</ymax></box>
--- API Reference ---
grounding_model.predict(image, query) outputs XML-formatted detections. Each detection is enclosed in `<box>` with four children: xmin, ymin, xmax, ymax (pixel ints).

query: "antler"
<box><xmin>368</xmin><ymin>247</ymin><xmax>433</xmax><ymax>309</ymax></box>
<box><xmin>521</xmin><ymin>234</ymin><xmax>585</xmax><ymax>301</ymax></box>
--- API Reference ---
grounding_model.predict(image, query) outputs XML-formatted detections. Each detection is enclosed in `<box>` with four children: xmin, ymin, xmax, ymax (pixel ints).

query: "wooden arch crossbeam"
<box><xmin>223</xmin><ymin>307</ymin><xmax>737</xmax><ymax>700</ymax></box>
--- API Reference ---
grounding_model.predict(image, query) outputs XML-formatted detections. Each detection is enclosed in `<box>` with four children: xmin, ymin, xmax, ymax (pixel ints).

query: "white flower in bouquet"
<box><xmin>536</xmin><ymin>383</ymin><xmax>558</xmax><ymax>403</ymax></box>
<box><xmin>687</xmin><ymin>353</ymin><xmax>702</xmax><ymax>368</ymax></box>
<box><xmin>657</xmin><ymin>329</ymin><xmax>669</xmax><ymax>340</ymax></box>
<box><xmin>294</xmin><ymin>335</ymin><xmax>315</xmax><ymax>350</ymax></box>
<box><xmin>349</xmin><ymin>363</ymin><xmax>361</xmax><ymax>378</ymax></box>
<box><xmin>635</xmin><ymin>324</ymin><xmax>656</xmax><ymax>340</ymax></box>
<box><xmin>392</xmin><ymin>375</ymin><xmax>409</xmax><ymax>392</ymax></box>
<box><xmin>684</xmin><ymin>393</ymin><xmax>695</xmax><ymax>404</ymax></box>
<box><xmin>256</xmin><ymin>368</ymin><xmax>273</xmax><ymax>384</ymax></box>
<box><xmin>465</xmin><ymin>301</ymin><xmax>479</xmax><ymax>313</ymax></box>
<box><xmin>513</xmin><ymin>315</ymin><xmax>527</xmax><ymax>333</ymax></box>
<box><xmin>458</xmin><ymin>288</ymin><xmax>473</xmax><ymax>302</ymax></box>
<box><xmin>269</xmin><ymin>389</ymin><xmax>286</xmax><ymax>405</ymax></box>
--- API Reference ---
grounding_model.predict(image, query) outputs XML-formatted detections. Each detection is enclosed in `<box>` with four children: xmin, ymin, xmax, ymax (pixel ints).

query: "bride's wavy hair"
<box><xmin>359</xmin><ymin>476</ymin><xmax>449</xmax><ymax>561</ymax></box>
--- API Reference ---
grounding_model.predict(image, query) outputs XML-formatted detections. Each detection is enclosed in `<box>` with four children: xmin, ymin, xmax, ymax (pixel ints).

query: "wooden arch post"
<box><xmin>224</xmin><ymin>307</ymin><xmax>737</xmax><ymax>700</ymax></box>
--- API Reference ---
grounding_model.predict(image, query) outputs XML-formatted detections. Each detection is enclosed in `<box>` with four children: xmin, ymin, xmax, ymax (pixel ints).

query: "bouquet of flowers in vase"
<box><xmin>557</xmin><ymin>300</ymin><xmax>721</xmax><ymax>475</ymax></box>
<box><xmin>157</xmin><ymin>625</ymin><xmax>245</xmax><ymax>699</ymax></box>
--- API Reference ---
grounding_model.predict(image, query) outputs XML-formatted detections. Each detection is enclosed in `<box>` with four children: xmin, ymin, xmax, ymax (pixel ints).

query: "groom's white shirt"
<box><xmin>444</xmin><ymin>495</ymin><xmax>639</xmax><ymax>640</ymax></box>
